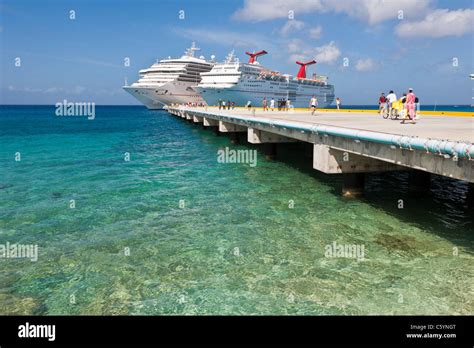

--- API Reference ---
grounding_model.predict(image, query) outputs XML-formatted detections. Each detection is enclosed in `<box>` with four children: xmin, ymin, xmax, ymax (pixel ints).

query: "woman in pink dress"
<box><xmin>402</xmin><ymin>88</ymin><xmax>416</xmax><ymax>124</ymax></box>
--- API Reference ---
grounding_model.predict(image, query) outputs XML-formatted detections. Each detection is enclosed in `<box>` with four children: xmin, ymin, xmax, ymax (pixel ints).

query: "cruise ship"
<box><xmin>123</xmin><ymin>43</ymin><xmax>214</xmax><ymax>109</ymax></box>
<box><xmin>196</xmin><ymin>50</ymin><xmax>335</xmax><ymax>108</ymax></box>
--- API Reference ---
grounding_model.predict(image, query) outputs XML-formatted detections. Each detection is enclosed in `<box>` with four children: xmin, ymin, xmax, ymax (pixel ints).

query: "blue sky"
<box><xmin>1</xmin><ymin>0</ymin><xmax>472</xmax><ymax>105</ymax></box>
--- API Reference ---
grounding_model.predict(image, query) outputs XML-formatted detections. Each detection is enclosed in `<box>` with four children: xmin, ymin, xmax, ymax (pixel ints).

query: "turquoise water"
<box><xmin>0</xmin><ymin>105</ymin><xmax>473</xmax><ymax>315</ymax></box>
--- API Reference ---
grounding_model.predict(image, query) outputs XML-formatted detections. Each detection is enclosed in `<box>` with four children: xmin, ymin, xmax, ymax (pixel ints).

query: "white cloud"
<box><xmin>8</xmin><ymin>85</ymin><xmax>87</xmax><ymax>95</ymax></box>
<box><xmin>355</xmin><ymin>58</ymin><xmax>378</xmax><ymax>72</ymax></box>
<box><xmin>313</xmin><ymin>41</ymin><xmax>341</xmax><ymax>64</ymax></box>
<box><xmin>174</xmin><ymin>27</ymin><xmax>269</xmax><ymax>50</ymax></box>
<box><xmin>395</xmin><ymin>8</ymin><xmax>474</xmax><ymax>38</ymax></box>
<box><xmin>8</xmin><ymin>85</ymin><xmax>42</xmax><ymax>93</ymax></box>
<box><xmin>288</xmin><ymin>40</ymin><xmax>340</xmax><ymax>64</ymax></box>
<box><xmin>279</xmin><ymin>20</ymin><xmax>305</xmax><ymax>36</ymax></box>
<box><xmin>339</xmin><ymin>0</ymin><xmax>432</xmax><ymax>25</ymax></box>
<box><xmin>233</xmin><ymin>0</ymin><xmax>322</xmax><ymax>22</ymax></box>
<box><xmin>44</xmin><ymin>87</ymin><xmax>61</xmax><ymax>94</ymax></box>
<box><xmin>71</xmin><ymin>86</ymin><xmax>86</xmax><ymax>94</ymax></box>
<box><xmin>287</xmin><ymin>38</ymin><xmax>304</xmax><ymax>54</ymax></box>
<box><xmin>233</xmin><ymin>0</ymin><xmax>432</xmax><ymax>25</ymax></box>
<box><xmin>309</xmin><ymin>26</ymin><xmax>323</xmax><ymax>39</ymax></box>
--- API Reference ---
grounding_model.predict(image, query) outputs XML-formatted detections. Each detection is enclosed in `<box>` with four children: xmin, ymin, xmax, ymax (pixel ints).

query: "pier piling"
<box><xmin>168</xmin><ymin>106</ymin><xmax>474</xmax><ymax>197</ymax></box>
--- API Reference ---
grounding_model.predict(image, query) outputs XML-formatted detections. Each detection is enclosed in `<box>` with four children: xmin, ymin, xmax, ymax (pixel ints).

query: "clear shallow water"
<box><xmin>0</xmin><ymin>105</ymin><xmax>473</xmax><ymax>315</ymax></box>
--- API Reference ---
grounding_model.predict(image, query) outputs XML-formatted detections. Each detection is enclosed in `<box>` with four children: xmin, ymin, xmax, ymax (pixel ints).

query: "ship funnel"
<box><xmin>296</xmin><ymin>60</ymin><xmax>316</xmax><ymax>79</ymax></box>
<box><xmin>245</xmin><ymin>50</ymin><xmax>268</xmax><ymax>64</ymax></box>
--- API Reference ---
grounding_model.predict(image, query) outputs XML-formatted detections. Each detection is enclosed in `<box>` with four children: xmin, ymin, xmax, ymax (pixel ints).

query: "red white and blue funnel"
<box><xmin>246</xmin><ymin>50</ymin><xmax>268</xmax><ymax>64</ymax></box>
<box><xmin>296</xmin><ymin>60</ymin><xmax>316</xmax><ymax>79</ymax></box>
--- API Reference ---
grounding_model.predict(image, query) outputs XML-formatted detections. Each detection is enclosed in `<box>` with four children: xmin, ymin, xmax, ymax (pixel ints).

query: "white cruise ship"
<box><xmin>123</xmin><ymin>43</ymin><xmax>214</xmax><ymax>109</ymax></box>
<box><xmin>196</xmin><ymin>50</ymin><xmax>335</xmax><ymax>108</ymax></box>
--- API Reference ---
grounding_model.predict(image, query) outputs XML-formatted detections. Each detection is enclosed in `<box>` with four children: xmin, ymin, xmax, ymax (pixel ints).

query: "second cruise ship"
<box><xmin>196</xmin><ymin>50</ymin><xmax>335</xmax><ymax>108</ymax></box>
<box><xmin>123</xmin><ymin>43</ymin><xmax>214</xmax><ymax>109</ymax></box>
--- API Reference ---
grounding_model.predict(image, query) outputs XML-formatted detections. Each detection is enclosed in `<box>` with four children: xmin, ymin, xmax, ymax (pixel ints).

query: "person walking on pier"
<box><xmin>310</xmin><ymin>95</ymin><xmax>318</xmax><ymax>115</ymax></box>
<box><xmin>270</xmin><ymin>98</ymin><xmax>275</xmax><ymax>111</ymax></box>
<box><xmin>402</xmin><ymin>88</ymin><xmax>416</xmax><ymax>124</ymax></box>
<box><xmin>336</xmin><ymin>97</ymin><xmax>341</xmax><ymax>110</ymax></box>
<box><xmin>263</xmin><ymin>98</ymin><xmax>268</xmax><ymax>111</ymax></box>
<box><xmin>218</xmin><ymin>99</ymin><xmax>222</xmax><ymax>110</ymax></box>
<box><xmin>246</xmin><ymin>100</ymin><xmax>252</xmax><ymax>110</ymax></box>
<box><xmin>378</xmin><ymin>93</ymin><xmax>386</xmax><ymax>115</ymax></box>
<box><xmin>415</xmin><ymin>96</ymin><xmax>420</xmax><ymax>119</ymax></box>
<box><xmin>386</xmin><ymin>90</ymin><xmax>397</xmax><ymax>115</ymax></box>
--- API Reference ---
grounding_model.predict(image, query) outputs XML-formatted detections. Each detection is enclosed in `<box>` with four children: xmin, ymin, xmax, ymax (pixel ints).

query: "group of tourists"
<box><xmin>184</xmin><ymin>102</ymin><xmax>205</xmax><ymax>107</ymax></box>
<box><xmin>218</xmin><ymin>99</ymin><xmax>235</xmax><ymax>110</ymax></box>
<box><xmin>378</xmin><ymin>89</ymin><xmax>420</xmax><ymax>124</ymax></box>
<box><xmin>258</xmin><ymin>98</ymin><xmax>292</xmax><ymax>111</ymax></box>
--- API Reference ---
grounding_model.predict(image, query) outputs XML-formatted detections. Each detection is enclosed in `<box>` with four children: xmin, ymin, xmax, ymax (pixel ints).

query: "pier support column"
<box><xmin>264</xmin><ymin>143</ymin><xmax>277</xmax><ymax>160</ymax></box>
<box><xmin>313</xmin><ymin>144</ymin><xmax>404</xmax><ymax>174</ymax></box>
<box><xmin>193</xmin><ymin>115</ymin><xmax>203</xmax><ymax>123</ymax></box>
<box><xmin>247</xmin><ymin>128</ymin><xmax>296</xmax><ymax>144</ymax></box>
<box><xmin>342</xmin><ymin>173</ymin><xmax>365</xmax><ymax>198</ymax></box>
<box><xmin>203</xmin><ymin>117</ymin><xmax>219</xmax><ymax>127</ymax></box>
<box><xmin>408</xmin><ymin>170</ymin><xmax>431</xmax><ymax>193</ymax></box>
<box><xmin>219</xmin><ymin>121</ymin><xmax>247</xmax><ymax>133</ymax></box>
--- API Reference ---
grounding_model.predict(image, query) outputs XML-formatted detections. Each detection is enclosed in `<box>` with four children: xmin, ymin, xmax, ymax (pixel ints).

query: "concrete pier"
<box><xmin>167</xmin><ymin>106</ymin><xmax>474</xmax><ymax>195</ymax></box>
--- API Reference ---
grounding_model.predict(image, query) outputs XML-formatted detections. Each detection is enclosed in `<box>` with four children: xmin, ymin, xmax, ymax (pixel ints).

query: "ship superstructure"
<box><xmin>123</xmin><ymin>43</ymin><xmax>214</xmax><ymax>109</ymax></box>
<box><xmin>196</xmin><ymin>50</ymin><xmax>335</xmax><ymax>108</ymax></box>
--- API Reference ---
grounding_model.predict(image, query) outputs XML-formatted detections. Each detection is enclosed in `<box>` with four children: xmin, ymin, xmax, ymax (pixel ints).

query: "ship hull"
<box><xmin>123</xmin><ymin>86</ymin><xmax>164</xmax><ymax>109</ymax></box>
<box><xmin>196</xmin><ymin>82</ymin><xmax>335</xmax><ymax>108</ymax></box>
<box><xmin>123</xmin><ymin>82</ymin><xmax>208</xmax><ymax>109</ymax></box>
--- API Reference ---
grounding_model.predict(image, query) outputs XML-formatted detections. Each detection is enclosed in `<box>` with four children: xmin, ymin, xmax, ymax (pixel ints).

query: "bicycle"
<box><xmin>380</xmin><ymin>104</ymin><xmax>389</xmax><ymax>119</ymax></box>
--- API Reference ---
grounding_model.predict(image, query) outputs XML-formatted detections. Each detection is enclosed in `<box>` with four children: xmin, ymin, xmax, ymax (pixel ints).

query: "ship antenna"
<box><xmin>225</xmin><ymin>49</ymin><xmax>235</xmax><ymax>63</ymax></box>
<box><xmin>185</xmin><ymin>42</ymin><xmax>200</xmax><ymax>57</ymax></box>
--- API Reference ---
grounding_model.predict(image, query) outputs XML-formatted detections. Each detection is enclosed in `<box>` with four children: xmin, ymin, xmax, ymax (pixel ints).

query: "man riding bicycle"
<box><xmin>386</xmin><ymin>90</ymin><xmax>397</xmax><ymax>115</ymax></box>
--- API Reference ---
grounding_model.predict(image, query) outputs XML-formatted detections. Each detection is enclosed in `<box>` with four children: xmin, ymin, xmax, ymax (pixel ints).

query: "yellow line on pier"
<box><xmin>206</xmin><ymin>106</ymin><xmax>473</xmax><ymax>117</ymax></box>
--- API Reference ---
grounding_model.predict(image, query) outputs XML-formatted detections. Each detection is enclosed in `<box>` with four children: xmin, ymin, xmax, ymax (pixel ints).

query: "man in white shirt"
<box><xmin>310</xmin><ymin>96</ymin><xmax>318</xmax><ymax>115</ymax></box>
<box><xmin>386</xmin><ymin>90</ymin><xmax>397</xmax><ymax>114</ymax></box>
<box><xmin>270</xmin><ymin>98</ymin><xmax>275</xmax><ymax>111</ymax></box>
